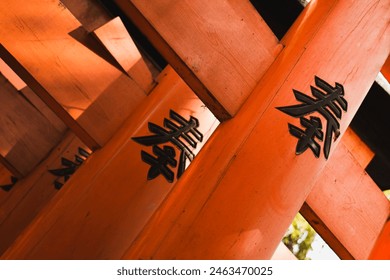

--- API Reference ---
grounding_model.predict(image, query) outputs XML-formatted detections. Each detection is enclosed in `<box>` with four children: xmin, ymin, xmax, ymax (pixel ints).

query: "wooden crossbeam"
<box><xmin>60</xmin><ymin>0</ymin><xmax>112</xmax><ymax>32</ymax></box>
<box><xmin>1</xmin><ymin>67</ymin><xmax>219</xmax><ymax>259</ymax></box>
<box><xmin>381</xmin><ymin>55</ymin><xmax>390</xmax><ymax>82</ymax></box>
<box><xmin>0</xmin><ymin>74</ymin><xmax>65</xmax><ymax>176</ymax></box>
<box><xmin>0</xmin><ymin>156</ymin><xmax>22</xmax><ymax>179</ymax></box>
<box><xmin>0</xmin><ymin>0</ymin><xmax>148</xmax><ymax>147</ymax></box>
<box><xmin>117</xmin><ymin>0</ymin><xmax>389</xmax><ymax>259</ymax></box>
<box><xmin>369</xmin><ymin>214</ymin><xmax>390</xmax><ymax>259</ymax></box>
<box><xmin>340</xmin><ymin>128</ymin><xmax>374</xmax><ymax>169</ymax></box>
<box><xmin>20</xmin><ymin>87</ymin><xmax>67</xmax><ymax>134</ymax></box>
<box><xmin>1</xmin><ymin>0</ymin><xmax>389</xmax><ymax>260</ymax></box>
<box><xmin>114</xmin><ymin>0</ymin><xmax>282</xmax><ymax>120</ymax></box>
<box><xmin>301</xmin><ymin>133</ymin><xmax>389</xmax><ymax>260</ymax></box>
<box><xmin>0</xmin><ymin>132</ymin><xmax>89</xmax><ymax>256</ymax></box>
<box><xmin>0</xmin><ymin>44</ymin><xmax>100</xmax><ymax>151</ymax></box>
<box><xmin>93</xmin><ymin>17</ymin><xmax>155</xmax><ymax>93</ymax></box>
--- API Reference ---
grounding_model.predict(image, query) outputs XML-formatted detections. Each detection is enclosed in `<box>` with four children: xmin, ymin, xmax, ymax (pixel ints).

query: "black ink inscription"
<box><xmin>277</xmin><ymin>76</ymin><xmax>347</xmax><ymax>159</ymax></box>
<box><xmin>49</xmin><ymin>147</ymin><xmax>91</xmax><ymax>189</ymax></box>
<box><xmin>132</xmin><ymin>110</ymin><xmax>203</xmax><ymax>182</ymax></box>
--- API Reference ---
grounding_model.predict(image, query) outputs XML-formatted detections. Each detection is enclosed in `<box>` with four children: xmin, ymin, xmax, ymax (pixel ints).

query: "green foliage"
<box><xmin>282</xmin><ymin>213</ymin><xmax>316</xmax><ymax>260</ymax></box>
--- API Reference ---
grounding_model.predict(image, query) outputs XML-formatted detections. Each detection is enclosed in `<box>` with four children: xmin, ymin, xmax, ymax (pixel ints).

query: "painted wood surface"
<box><xmin>341</xmin><ymin>128</ymin><xmax>374</xmax><ymax>169</ymax></box>
<box><xmin>20</xmin><ymin>87</ymin><xmax>67</xmax><ymax>133</ymax></box>
<box><xmin>0</xmin><ymin>132</ymin><xmax>90</xmax><ymax>255</ymax></box>
<box><xmin>0</xmin><ymin>165</ymin><xmax>14</xmax><ymax>204</ymax></box>
<box><xmin>119</xmin><ymin>0</ymin><xmax>390</xmax><ymax>259</ymax></box>
<box><xmin>0</xmin><ymin>0</ymin><xmax>148</xmax><ymax>147</ymax></box>
<box><xmin>369</xmin><ymin>214</ymin><xmax>390</xmax><ymax>259</ymax></box>
<box><xmin>114</xmin><ymin>0</ymin><xmax>282</xmax><ymax>120</ymax></box>
<box><xmin>93</xmin><ymin>17</ymin><xmax>155</xmax><ymax>93</ymax></box>
<box><xmin>0</xmin><ymin>74</ymin><xmax>64</xmax><ymax>176</ymax></box>
<box><xmin>60</xmin><ymin>0</ymin><xmax>112</xmax><ymax>32</ymax></box>
<box><xmin>0</xmin><ymin>58</ymin><xmax>25</xmax><ymax>90</ymax></box>
<box><xmin>302</xmin><ymin>140</ymin><xmax>390</xmax><ymax>260</ymax></box>
<box><xmin>381</xmin><ymin>55</ymin><xmax>390</xmax><ymax>82</ymax></box>
<box><xmin>1</xmin><ymin>67</ymin><xmax>219</xmax><ymax>259</ymax></box>
<box><xmin>0</xmin><ymin>44</ymin><xmax>100</xmax><ymax>150</ymax></box>
<box><xmin>1</xmin><ymin>0</ymin><xmax>389</xmax><ymax>260</ymax></box>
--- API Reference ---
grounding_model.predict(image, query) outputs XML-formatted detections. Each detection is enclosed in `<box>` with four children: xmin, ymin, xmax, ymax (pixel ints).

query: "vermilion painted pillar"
<box><xmin>1</xmin><ymin>0</ymin><xmax>389</xmax><ymax>260</ymax></box>
<box><xmin>1</xmin><ymin>67</ymin><xmax>219</xmax><ymax>259</ymax></box>
<box><xmin>114</xmin><ymin>0</ymin><xmax>282</xmax><ymax>120</ymax></box>
<box><xmin>0</xmin><ymin>0</ymin><xmax>148</xmax><ymax>148</ymax></box>
<box><xmin>121</xmin><ymin>0</ymin><xmax>390</xmax><ymax>259</ymax></box>
<box><xmin>369</xmin><ymin>215</ymin><xmax>390</xmax><ymax>259</ymax></box>
<box><xmin>301</xmin><ymin>137</ymin><xmax>389</xmax><ymax>260</ymax></box>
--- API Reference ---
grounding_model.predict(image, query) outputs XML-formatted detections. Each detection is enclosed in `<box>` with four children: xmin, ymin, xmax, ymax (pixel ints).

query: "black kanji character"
<box><xmin>132</xmin><ymin>110</ymin><xmax>203</xmax><ymax>180</ymax></box>
<box><xmin>49</xmin><ymin>147</ymin><xmax>91</xmax><ymax>189</ymax></box>
<box><xmin>141</xmin><ymin>145</ymin><xmax>177</xmax><ymax>183</ymax></box>
<box><xmin>288</xmin><ymin>116</ymin><xmax>324</xmax><ymax>158</ymax></box>
<box><xmin>277</xmin><ymin>76</ymin><xmax>348</xmax><ymax>158</ymax></box>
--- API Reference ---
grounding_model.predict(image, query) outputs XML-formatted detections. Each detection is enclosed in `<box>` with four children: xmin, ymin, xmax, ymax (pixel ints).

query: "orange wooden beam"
<box><xmin>0</xmin><ymin>132</ymin><xmax>89</xmax><ymax>256</ymax></box>
<box><xmin>60</xmin><ymin>0</ymin><xmax>112</xmax><ymax>32</ymax></box>
<box><xmin>1</xmin><ymin>67</ymin><xmax>219</xmax><ymax>259</ymax></box>
<box><xmin>0</xmin><ymin>73</ymin><xmax>65</xmax><ymax>176</ymax></box>
<box><xmin>0</xmin><ymin>156</ymin><xmax>22</xmax><ymax>179</ymax></box>
<box><xmin>0</xmin><ymin>44</ymin><xmax>100</xmax><ymax>151</ymax></box>
<box><xmin>2</xmin><ymin>0</ymin><xmax>389</xmax><ymax>260</ymax></box>
<box><xmin>340</xmin><ymin>128</ymin><xmax>374</xmax><ymax>169</ymax></box>
<box><xmin>0</xmin><ymin>0</ymin><xmax>147</xmax><ymax>147</ymax></box>
<box><xmin>119</xmin><ymin>0</ymin><xmax>390</xmax><ymax>259</ymax></box>
<box><xmin>113</xmin><ymin>0</ymin><xmax>282</xmax><ymax>120</ymax></box>
<box><xmin>369</xmin><ymin>214</ymin><xmax>390</xmax><ymax>260</ymax></box>
<box><xmin>301</xmin><ymin>137</ymin><xmax>389</xmax><ymax>260</ymax></box>
<box><xmin>93</xmin><ymin>17</ymin><xmax>155</xmax><ymax>93</ymax></box>
<box><xmin>381</xmin><ymin>55</ymin><xmax>390</xmax><ymax>82</ymax></box>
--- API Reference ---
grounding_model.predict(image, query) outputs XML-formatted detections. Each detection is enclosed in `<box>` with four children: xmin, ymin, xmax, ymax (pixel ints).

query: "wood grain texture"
<box><xmin>0</xmin><ymin>0</ymin><xmax>147</xmax><ymax>147</ymax></box>
<box><xmin>1</xmin><ymin>66</ymin><xmax>219</xmax><ymax>259</ymax></box>
<box><xmin>19</xmin><ymin>87</ymin><xmax>67</xmax><ymax>134</ymax></box>
<box><xmin>302</xmin><ymin>141</ymin><xmax>389</xmax><ymax>260</ymax></box>
<box><xmin>114</xmin><ymin>0</ymin><xmax>282</xmax><ymax>120</ymax></box>
<box><xmin>60</xmin><ymin>0</ymin><xmax>112</xmax><ymax>32</ymax></box>
<box><xmin>369</xmin><ymin>214</ymin><xmax>390</xmax><ymax>259</ymax></box>
<box><xmin>341</xmin><ymin>128</ymin><xmax>374</xmax><ymax>169</ymax></box>
<box><xmin>0</xmin><ymin>58</ymin><xmax>26</xmax><ymax>90</ymax></box>
<box><xmin>0</xmin><ymin>74</ymin><xmax>64</xmax><ymax>176</ymax></box>
<box><xmin>119</xmin><ymin>0</ymin><xmax>390</xmax><ymax>259</ymax></box>
<box><xmin>0</xmin><ymin>132</ymin><xmax>89</xmax><ymax>256</ymax></box>
<box><xmin>93</xmin><ymin>17</ymin><xmax>154</xmax><ymax>93</ymax></box>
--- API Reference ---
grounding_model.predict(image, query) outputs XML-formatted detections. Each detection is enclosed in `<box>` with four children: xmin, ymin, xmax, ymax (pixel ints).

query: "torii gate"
<box><xmin>0</xmin><ymin>0</ymin><xmax>388</xmax><ymax>259</ymax></box>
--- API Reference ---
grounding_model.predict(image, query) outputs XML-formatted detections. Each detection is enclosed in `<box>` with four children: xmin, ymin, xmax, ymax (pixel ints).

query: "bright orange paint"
<box><xmin>1</xmin><ymin>67</ymin><xmax>219</xmax><ymax>259</ymax></box>
<box><xmin>303</xmin><ymin>141</ymin><xmax>389</xmax><ymax>259</ymax></box>
<box><xmin>1</xmin><ymin>0</ymin><xmax>389</xmax><ymax>260</ymax></box>
<box><xmin>369</xmin><ymin>215</ymin><xmax>390</xmax><ymax>260</ymax></box>
<box><xmin>122</xmin><ymin>0</ymin><xmax>390</xmax><ymax>259</ymax></box>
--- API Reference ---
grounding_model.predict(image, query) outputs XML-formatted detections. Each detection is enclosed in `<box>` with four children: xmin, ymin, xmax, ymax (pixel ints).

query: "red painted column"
<box><xmin>122</xmin><ymin>0</ymin><xmax>390</xmax><ymax>259</ymax></box>
<box><xmin>369</xmin><ymin>215</ymin><xmax>390</xmax><ymax>259</ymax></box>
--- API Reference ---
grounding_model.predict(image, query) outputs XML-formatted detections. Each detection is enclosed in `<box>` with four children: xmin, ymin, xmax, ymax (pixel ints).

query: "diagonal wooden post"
<box><xmin>113</xmin><ymin>0</ymin><xmax>282</xmax><ymax>120</ymax></box>
<box><xmin>120</xmin><ymin>0</ymin><xmax>390</xmax><ymax>259</ymax></box>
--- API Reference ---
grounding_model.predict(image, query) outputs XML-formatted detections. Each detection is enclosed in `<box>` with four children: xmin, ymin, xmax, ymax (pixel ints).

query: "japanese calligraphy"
<box><xmin>48</xmin><ymin>147</ymin><xmax>91</xmax><ymax>189</ymax></box>
<box><xmin>277</xmin><ymin>76</ymin><xmax>348</xmax><ymax>159</ymax></box>
<box><xmin>132</xmin><ymin>110</ymin><xmax>203</xmax><ymax>182</ymax></box>
<box><xmin>141</xmin><ymin>145</ymin><xmax>177</xmax><ymax>183</ymax></box>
